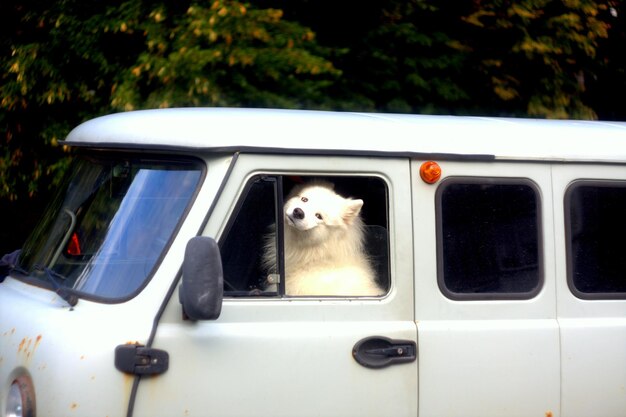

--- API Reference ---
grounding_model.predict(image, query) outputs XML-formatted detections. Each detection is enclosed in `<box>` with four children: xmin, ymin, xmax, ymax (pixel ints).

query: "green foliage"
<box><xmin>332</xmin><ymin>0</ymin><xmax>471</xmax><ymax>114</ymax></box>
<box><xmin>462</xmin><ymin>0</ymin><xmax>611</xmax><ymax>118</ymax></box>
<box><xmin>111</xmin><ymin>0</ymin><xmax>339</xmax><ymax>110</ymax></box>
<box><xmin>0</xmin><ymin>0</ymin><xmax>338</xmax><ymax>200</ymax></box>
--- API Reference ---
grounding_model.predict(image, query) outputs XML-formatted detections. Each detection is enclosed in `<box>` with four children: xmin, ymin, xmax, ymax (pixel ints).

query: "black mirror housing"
<box><xmin>179</xmin><ymin>236</ymin><xmax>223</xmax><ymax>320</ymax></box>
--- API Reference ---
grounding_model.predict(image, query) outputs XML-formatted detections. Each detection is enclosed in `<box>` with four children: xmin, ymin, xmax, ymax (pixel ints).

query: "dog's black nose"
<box><xmin>292</xmin><ymin>207</ymin><xmax>305</xmax><ymax>220</ymax></box>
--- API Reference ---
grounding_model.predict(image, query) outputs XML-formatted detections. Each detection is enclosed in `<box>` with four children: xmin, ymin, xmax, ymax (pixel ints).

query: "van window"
<box><xmin>436</xmin><ymin>178</ymin><xmax>542</xmax><ymax>300</ymax></box>
<box><xmin>220</xmin><ymin>175</ymin><xmax>389</xmax><ymax>297</ymax></box>
<box><xmin>566</xmin><ymin>181</ymin><xmax>626</xmax><ymax>299</ymax></box>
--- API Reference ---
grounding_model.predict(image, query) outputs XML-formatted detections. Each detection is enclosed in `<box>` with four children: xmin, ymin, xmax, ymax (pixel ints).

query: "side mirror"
<box><xmin>179</xmin><ymin>236</ymin><xmax>223</xmax><ymax>320</ymax></box>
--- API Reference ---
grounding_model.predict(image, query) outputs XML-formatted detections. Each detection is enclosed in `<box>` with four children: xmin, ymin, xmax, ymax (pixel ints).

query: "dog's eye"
<box><xmin>315</xmin><ymin>213</ymin><xmax>323</xmax><ymax>220</ymax></box>
<box><xmin>301</xmin><ymin>197</ymin><xmax>308</xmax><ymax>203</ymax></box>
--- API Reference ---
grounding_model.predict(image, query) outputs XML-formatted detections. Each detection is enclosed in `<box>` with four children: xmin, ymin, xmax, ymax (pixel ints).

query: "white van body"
<box><xmin>2</xmin><ymin>108</ymin><xmax>626</xmax><ymax>417</ymax></box>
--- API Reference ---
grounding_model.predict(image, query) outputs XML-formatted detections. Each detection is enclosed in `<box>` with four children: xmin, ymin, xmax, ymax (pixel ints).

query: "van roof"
<box><xmin>64</xmin><ymin>107</ymin><xmax>626</xmax><ymax>163</ymax></box>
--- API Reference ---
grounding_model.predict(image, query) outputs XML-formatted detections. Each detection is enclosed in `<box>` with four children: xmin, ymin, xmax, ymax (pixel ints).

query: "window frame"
<box><xmin>435</xmin><ymin>176</ymin><xmax>544</xmax><ymax>301</ymax></box>
<box><xmin>220</xmin><ymin>173</ymin><xmax>391</xmax><ymax>299</ymax></box>
<box><xmin>13</xmin><ymin>151</ymin><xmax>207</xmax><ymax>303</ymax></box>
<box><xmin>565</xmin><ymin>179</ymin><xmax>626</xmax><ymax>300</ymax></box>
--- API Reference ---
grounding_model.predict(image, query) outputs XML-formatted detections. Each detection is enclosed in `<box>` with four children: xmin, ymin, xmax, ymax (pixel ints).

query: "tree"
<box><xmin>0</xmin><ymin>0</ymin><xmax>338</xmax><ymax>202</ymax></box>
<box><xmin>326</xmin><ymin>0</ymin><xmax>472</xmax><ymax>114</ymax></box>
<box><xmin>254</xmin><ymin>0</ymin><xmax>472</xmax><ymax>113</ymax></box>
<box><xmin>110</xmin><ymin>0</ymin><xmax>340</xmax><ymax>110</ymax></box>
<box><xmin>256</xmin><ymin>0</ymin><xmax>617</xmax><ymax>118</ymax></box>
<box><xmin>461</xmin><ymin>0</ymin><xmax>611</xmax><ymax>118</ymax></box>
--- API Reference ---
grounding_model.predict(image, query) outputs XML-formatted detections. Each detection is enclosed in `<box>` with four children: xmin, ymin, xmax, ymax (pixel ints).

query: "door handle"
<box><xmin>352</xmin><ymin>336</ymin><xmax>417</xmax><ymax>368</ymax></box>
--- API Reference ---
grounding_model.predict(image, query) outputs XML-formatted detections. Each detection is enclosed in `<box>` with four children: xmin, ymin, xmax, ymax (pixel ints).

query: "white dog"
<box><xmin>263</xmin><ymin>181</ymin><xmax>382</xmax><ymax>296</ymax></box>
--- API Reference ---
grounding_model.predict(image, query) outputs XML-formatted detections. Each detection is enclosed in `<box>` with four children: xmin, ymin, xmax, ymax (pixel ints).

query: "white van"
<box><xmin>2</xmin><ymin>108</ymin><xmax>626</xmax><ymax>417</ymax></box>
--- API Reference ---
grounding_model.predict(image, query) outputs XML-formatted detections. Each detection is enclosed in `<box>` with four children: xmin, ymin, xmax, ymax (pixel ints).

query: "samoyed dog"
<box><xmin>263</xmin><ymin>181</ymin><xmax>382</xmax><ymax>296</ymax></box>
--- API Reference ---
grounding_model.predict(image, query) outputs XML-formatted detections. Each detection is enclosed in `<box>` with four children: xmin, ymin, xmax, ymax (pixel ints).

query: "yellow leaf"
<box><xmin>483</xmin><ymin>59</ymin><xmax>503</xmax><ymax>67</ymax></box>
<box><xmin>492</xmin><ymin>76</ymin><xmax>519</xmax><ymax>101</ymax></box>
<box><xmin>447</xmin><ymin>40</ymin><xmax>472</xmax><ymax>52</ymax></box>
<box><xmin>462</xmin><ymin>10</ymin><xmax>495</xmax><ymax>28</ymax></box>
<box><xmin>509</xmin><ymin>4</ymin><xmax>541</xmax><ymax>19</ymax></box>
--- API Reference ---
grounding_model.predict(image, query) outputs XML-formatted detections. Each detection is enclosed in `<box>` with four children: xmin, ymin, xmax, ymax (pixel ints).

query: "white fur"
<box><xmin>263</xmin><ymin>181</ymin><xmax>382</xmax><ymax>296</ymax></box>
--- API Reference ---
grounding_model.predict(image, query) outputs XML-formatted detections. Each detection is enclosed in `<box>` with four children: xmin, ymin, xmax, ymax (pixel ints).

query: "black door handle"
<box><xmin>352</xmin><ymin>336</ymin><xmax>417</xmax><ymax>368</ymax></box>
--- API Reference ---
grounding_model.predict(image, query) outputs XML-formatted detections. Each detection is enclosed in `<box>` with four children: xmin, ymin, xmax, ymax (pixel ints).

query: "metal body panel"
<box><xmin>64</xmin><ymin>108</ymin><xmax>626</xmax><ymax>163</ymax></box>
<box><xmin>552</xmin><ymin>164</ymin><xmax>626</xmax><ymax>417</ymax></box>
<box><xmin>412</xmin><ymin>160</ymin><xmax>560</xmax><ymax>417</ymax></box>
<box><xmin>132</xmin><ymin>154</ymin><xmax>418</xmax><ymax>417</ymax></box>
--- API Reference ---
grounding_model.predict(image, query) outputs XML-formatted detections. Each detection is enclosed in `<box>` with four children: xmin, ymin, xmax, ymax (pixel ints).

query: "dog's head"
<box><xmin>284</xmin><ymin>182</ymin><xmax>363</xmax><ymax>237</ymax></box>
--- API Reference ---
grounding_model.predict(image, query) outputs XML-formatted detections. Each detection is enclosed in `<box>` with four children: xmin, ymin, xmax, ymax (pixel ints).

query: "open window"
<box><xmin>219</xmin><ymin>175</ymin><xmax>389</xmax><ymax>297</ymax></box>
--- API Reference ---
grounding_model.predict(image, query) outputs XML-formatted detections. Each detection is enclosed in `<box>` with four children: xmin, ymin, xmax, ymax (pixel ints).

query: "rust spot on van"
<box><xmin>21</xmin><ymin>338</ymin><xmax>33</xmax><ymax>355</ymax></box>
<box><xmin>545</xmin><ymin>412</ymin><xmax>553</xmax><ymax>417</ymax></box>
<box><xmin>34</xmin><ymin>335</ymin><xmax>42</xmax><ymax>351</ymax></box>
<box><xmin>70</xmin><ymin>402</ymin><xmax>78</xmax><ymax>410</ymax></box>
<box><xmin>15</xmin><ymin>335</ymin><xmax>43</xmax><ymax>362</ymax></box>
<box><xmin>2</xmin><ymin>328</ymin><xmax>16</xmax><ymax>337</ymax></box>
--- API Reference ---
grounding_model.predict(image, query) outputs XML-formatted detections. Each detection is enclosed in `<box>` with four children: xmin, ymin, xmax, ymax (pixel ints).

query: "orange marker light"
<box><xmin>419</xmin><ymin>161</ymin><xmax>442</xmax><ymax>184</ymax></box>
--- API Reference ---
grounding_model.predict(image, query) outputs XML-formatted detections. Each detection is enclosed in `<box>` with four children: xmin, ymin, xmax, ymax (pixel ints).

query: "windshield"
<box><xmin>16</xmin><ymin>153</ymin><xmax>203</xmax><ymax>301</ymax></box>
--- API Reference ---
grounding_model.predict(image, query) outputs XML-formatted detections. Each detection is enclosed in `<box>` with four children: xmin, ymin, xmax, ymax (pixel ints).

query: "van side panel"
<box><xmin>552</xmin><ymin>165</ymin><xmax>626</xmax><ymax>417</ymax></box>
<box><xmin>412</xmin><ymin>160</ymin><xmax>560</xmax><ymax>417</ymax></box>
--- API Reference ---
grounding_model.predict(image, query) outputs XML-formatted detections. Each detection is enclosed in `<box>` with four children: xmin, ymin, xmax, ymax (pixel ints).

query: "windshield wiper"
<box><xmin>31</xmin><ymin>264</ymin><xmax>80</xmax><ymax>307</ymax></box>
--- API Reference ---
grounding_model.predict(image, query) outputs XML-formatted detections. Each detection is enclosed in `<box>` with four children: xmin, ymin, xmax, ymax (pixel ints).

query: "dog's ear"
<box><xmin>342</xmin><ymin>199</ymin><xmax>363</xmax><ymax>225</ymax></box>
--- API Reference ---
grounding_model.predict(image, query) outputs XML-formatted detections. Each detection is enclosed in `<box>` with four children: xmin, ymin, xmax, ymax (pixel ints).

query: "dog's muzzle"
<box><xmin>292</xmin><ymin>208</ymin><xmax>305</xmax><ymax>220</ymax></box>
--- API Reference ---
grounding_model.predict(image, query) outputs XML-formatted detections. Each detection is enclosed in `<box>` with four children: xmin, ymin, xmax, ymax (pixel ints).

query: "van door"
<box><xmin>0</xmin><ymin>153</ymin><xmax>217</xmax><ymax>417</ymax></box>
<box><xmin>132</xmin><ymin>154</ymin><xmax>417</xmax><ymax>417</ymax></box>
<box><xmin>411</xmin><ymin>160</ymin><xmax>560</xmax><ymax>417</ymax></box>
<box><xmin>552</xmin><ymin>164</ymin><xmax>626</xmax><ymax>417</ymax></box>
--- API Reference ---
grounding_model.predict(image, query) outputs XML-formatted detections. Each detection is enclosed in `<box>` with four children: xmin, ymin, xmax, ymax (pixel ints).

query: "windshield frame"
<box><xmin>12</xmin><ymin>149</ymin><xmax>206</xmax><ymax>304</ymax></box>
